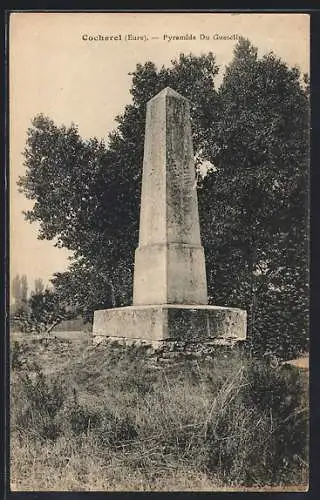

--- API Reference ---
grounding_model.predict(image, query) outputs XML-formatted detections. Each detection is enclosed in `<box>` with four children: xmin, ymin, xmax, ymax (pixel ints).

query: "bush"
<box><xmin>241</xmin><ymin>358</ymin><xmax>308</xmax><ymax>483</ymax></box>
<box><xmin>11</xmin><ymin>341</ymin><xmax>24</xmax><ymax>371</ymax></box>
<box><xmin>59</xmin><ymin>397</ymin><xmax>138</xmax><ymax>449</ymax></box>
<box><xmin>12</xmin><ymin>366</ymin><xmax>67</xmax><ymax>441</ymax></box>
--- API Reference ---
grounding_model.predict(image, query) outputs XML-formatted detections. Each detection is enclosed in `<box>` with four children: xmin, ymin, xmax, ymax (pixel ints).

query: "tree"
<box><xmin>12</xmin><ymin>274</ymin><xmax>22</xmax><ymax>309</ymax></box>
<box><xmin>198</xmin><ymin>39</ymin><xmax>309</xmax><ymax>356</ymax></box>
<box><xmin>18</xmin><ymin>53</ymin><xmax>219</xmax><ymax>319</ymax></box>
<box><xmin>51</xmin><ymin>260</ymin><xmax>118</xmax><ymax>323</ymax></box>
<box><xmin>34</xmin><ymin>278</ymin><xmax>45</xmax><ymax>295</ymax></box>
<box><xmin>18</xmin><ymin>41</ymin><xmax>309</xmax><ymax>356</ymax></box>
<box><xmin>12</xmin><ymin>287</ymin><xmax>75</xmax><ymax>334</ymax></box>
<box><xmin>11</xmin><ymin>273</ymin><xmax>29</xmax><ymax>313</ymax></box>
<box><xmin>20</xmin><ymin>274</ymin><xmax>28</xmax><ymax>305</ymax></box>
<box><xmin>28</xmin><ymin>288</ymin><xmax>72</xmax><ymax>333</ymax></box>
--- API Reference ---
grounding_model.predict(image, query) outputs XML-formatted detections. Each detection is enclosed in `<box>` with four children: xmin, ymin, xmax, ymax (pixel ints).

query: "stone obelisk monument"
<box><xmin>93</xmin><ymin>88</ymin><xmax>246</xmax><ymax>342</ymax></box>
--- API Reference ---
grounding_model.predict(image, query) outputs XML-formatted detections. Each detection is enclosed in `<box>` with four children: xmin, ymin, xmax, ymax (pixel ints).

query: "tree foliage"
<box><xmin>11</xmin><ymin>274</ymin><xmax>28</xmax><ymax>314</ymax></box>
<box><xmin>18</xmin><ymin>52</ymin><xmax>219</xmax><ymax>308</ymax></box>
<box><xmin>18</xmin><ymin>39</ymin><xmax>309</xmax><ymax>357</ymax></box>
<box><xmin>12</xmin><ymin>288</ymin><xmax>74</xmax><ymax>334</ymax></box>
<box><xmin>28</xmin><ymin>288</ymin><xmax>71</xmax><ymax>331</ymax></box>
<box><xmin>199</xmin><ymin>39</ymin><xmax>309</xmax><ymax>356</ymax></box>
<box><xmin>34</xmin><ymin>278</ymin><xmax>45</xmax><ymax>295</ymax></box>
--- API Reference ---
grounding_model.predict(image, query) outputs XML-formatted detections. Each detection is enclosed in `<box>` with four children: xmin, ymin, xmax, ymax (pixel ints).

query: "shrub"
<box><xmin>11</xmin><ymin>366</ymin><xmax>67</xmax><ymax>441</ymax></box>
<box><xmin>58</xmin><ymin>397</ymin><xmax>138</xmax><ymax>449</ymax></box>
<box><xmin>241</xmin><ymin>358</ymin><xmax>308</xmax><ymax>482</ymax></box>
<box><xmin>11</xmin><ymin>341</ymin><xmax>24</xmax><ymax>371</ymax></box>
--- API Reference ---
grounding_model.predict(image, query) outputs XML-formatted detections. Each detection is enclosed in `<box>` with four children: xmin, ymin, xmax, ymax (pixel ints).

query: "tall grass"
<box><xmin>10</xmin><ymin>340</ymin><xmax>308</xmax><ymax>491</ymax></box>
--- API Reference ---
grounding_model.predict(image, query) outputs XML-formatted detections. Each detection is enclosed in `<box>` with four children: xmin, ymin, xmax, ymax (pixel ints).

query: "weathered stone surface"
<box><xmin>93</xmin><ymin>304</ymin><xmax>246</xmax><ymax>342</ymax></box>
<box><xmin>133</xmin><ymin>87</ymin><xmax>207</xmax><ymax>306</ymax></box>
<box><xmin>133</xmin><ymin>243</ymin><xmax>207</xmax><ymax>305</ymax></box>
<box><xmin>93</xmin><ymin>87</ymin><xmax>247</xmax><ymax>345</ymax></box>
<box><xmin>89</xmin><ymin>333</ymin><xmax>243</xmax><ymax>361</ymax></box>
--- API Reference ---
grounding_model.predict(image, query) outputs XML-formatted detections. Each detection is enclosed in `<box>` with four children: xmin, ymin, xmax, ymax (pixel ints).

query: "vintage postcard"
<box><xmin>9</xmin><ymin>12</ymin><xmax>309</xmax><ymax>492</ymax></box>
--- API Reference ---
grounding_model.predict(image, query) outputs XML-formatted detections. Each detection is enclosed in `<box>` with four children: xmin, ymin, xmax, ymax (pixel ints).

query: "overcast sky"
<box><xmin>9</xmin><ymin>12</ymin><xmax>310</xmax><ymax>293</ymax></box>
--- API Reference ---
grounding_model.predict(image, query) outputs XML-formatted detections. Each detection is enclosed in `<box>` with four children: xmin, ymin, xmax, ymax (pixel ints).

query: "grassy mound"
<box><xmin>10</xmin><ymin>337</ymin><xmax>308</xmax><ymax>491</ymax></box>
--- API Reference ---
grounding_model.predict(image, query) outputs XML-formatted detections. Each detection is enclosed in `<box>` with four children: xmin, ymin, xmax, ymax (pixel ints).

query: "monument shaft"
<box><xmin>93</xmin><ymin>87</ymin><xmax>246</xmax><ymax>343</ymax></box>
<box><xmin>133</xmin><ymin>88</ymin><xmax>207</xmax><ymax>305</ymax></box>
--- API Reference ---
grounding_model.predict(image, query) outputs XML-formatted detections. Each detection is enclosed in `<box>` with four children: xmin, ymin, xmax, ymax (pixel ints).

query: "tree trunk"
<box><xmin>45</xmin><ymin>318</ymin><xmax>62</xmax><ymax>335</ymax></box>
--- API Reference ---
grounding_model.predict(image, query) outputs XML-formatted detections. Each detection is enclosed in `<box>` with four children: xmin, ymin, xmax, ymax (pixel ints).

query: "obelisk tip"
<box><xmin>149</xmin><ymin>86</ymin><xmax>188</xmax><ymax>103</ymax></box>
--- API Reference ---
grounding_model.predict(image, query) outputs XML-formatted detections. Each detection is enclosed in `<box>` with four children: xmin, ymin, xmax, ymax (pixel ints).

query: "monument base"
<box><xmin>92</xmin><ymin>304</ymin><xmax>246</xmax><ymax>342</ymax></box>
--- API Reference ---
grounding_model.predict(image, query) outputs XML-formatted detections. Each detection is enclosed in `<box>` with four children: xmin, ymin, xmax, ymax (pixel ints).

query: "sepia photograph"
<box><xmin>9</xmin><ymin>11</ymin><xmax>309</xmax><ymax>492</ymax></box>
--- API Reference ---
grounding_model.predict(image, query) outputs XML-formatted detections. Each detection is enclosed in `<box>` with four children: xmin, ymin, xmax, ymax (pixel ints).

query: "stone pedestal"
<box><xmin>93</xmin><ymin>87</ymin><xmax>246</xmax><ymax>344</ymax></box>
<box><xmin>93</xmin><ymin>305</ymin><xmax>246</xmax><ymax>342</ymax></box>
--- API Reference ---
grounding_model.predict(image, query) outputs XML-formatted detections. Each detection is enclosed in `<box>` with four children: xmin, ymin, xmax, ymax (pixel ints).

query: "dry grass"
<box><xmin>11</xmin><ymin>434</ymin><xmax>224</xmax><ymax>491</ymax></box>
<box><xmin>10</xmin><ymin>335</ymin><xmax>309</xmax><ymax>492</ymax></box>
